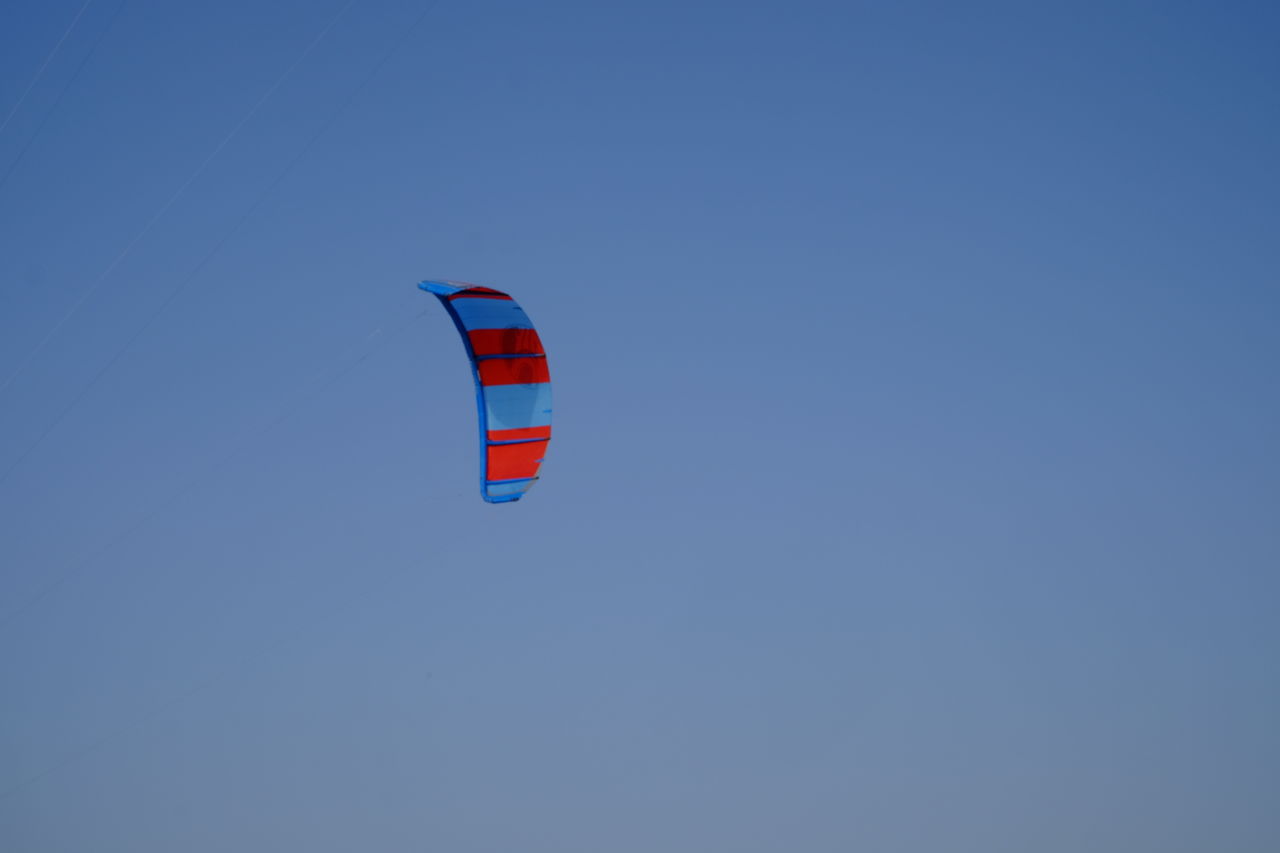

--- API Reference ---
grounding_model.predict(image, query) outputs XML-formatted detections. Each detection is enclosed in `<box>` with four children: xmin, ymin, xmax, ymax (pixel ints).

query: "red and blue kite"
<box><xmin>420</xmin><ymin>280</ymin><xmax>551</xmax><ymax>502</ymax></box>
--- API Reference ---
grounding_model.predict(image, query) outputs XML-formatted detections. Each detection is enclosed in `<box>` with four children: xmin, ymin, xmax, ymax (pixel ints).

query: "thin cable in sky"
<box><xmin>0</xmin><ymin>313</ymin><xmax>439</xmax><ymax>802</ymax></box>
<box><xmin>0</xmin><ymin>0</ymin><xmax>96</xmax><ymax>137</ymax></box>
<box><xmin>0</xmin><ymin>0</ymin><xmax>445</xmax><ymax>491</ymax></box>
<box><xmin>0</xmin><ymin>307</ymin><xmax>429</xmax><ymax>634</ymax></box>
<box><xmin>0</xmin><ymin>0</ymin><xmax>357</xmax><ymax>393</ymax></box>
<box><xmin>0</xmin><ymin>0</ymin><xmax>440</xmax><ymax>489</ymax></box>
<box><xmin>0</xmin><ymin>0</ymin><xmax>123</xmax><ymax>194</ymax></box>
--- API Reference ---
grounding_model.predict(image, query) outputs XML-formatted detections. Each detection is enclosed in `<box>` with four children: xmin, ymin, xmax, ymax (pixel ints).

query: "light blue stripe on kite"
<box><xmin>450</xmin><ymin>297</ymin><xmax>533</xmax><ymax>331</ymax></box>
<box><xmin>485</xmin><ymin>479</ymin><xmax>534</xmax><ymax>498</ymax></box>
<box><xmin>483</xmin><ymin>382</ymin><xmax>552</xmax><ymax>431</ymax></box>
<box><xmin>419</xmin><ymin>280</ymin><xmax>465</xmax><ymax>296</ymax></box>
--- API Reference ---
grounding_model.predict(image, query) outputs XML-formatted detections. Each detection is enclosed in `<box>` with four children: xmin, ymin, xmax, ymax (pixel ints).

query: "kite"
<box><xmin>420</xmin><ymin>280</ymin><xmax>551</xmax><ymax>502</ymax></box>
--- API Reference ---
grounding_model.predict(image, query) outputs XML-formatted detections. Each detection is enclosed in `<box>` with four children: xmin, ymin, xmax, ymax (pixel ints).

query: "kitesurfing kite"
<box><xmin>420</xmin><ymin>281</ymin><xmax>551</xmax><ymax>503</ymax></box>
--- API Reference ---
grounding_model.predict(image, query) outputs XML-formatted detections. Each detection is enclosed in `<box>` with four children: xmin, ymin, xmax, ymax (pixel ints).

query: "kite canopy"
<box><xmin>420</xmin><ymin>280</ymin><xmax>551</xmax><ymax>502</ymax></box>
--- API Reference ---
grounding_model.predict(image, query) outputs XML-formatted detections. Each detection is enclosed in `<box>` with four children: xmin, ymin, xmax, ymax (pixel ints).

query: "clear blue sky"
<box><xmin>2</xmin><ymin>0</ymin><xmax>1278</xmax><ymax>850</ymax></box>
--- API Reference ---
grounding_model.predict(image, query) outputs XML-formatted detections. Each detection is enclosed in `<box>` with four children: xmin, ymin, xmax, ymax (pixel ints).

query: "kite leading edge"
<box><xmin>419</xmin><ymin>280</ymin><xmax>551</xmax><ymax>503</ymax></box>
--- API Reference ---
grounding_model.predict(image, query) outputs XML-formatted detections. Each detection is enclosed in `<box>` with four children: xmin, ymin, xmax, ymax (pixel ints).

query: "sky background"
<box><xmin>1</xmin><ymin>0</ymin><xmax>1278</xmax><ymax>850</ymax></box>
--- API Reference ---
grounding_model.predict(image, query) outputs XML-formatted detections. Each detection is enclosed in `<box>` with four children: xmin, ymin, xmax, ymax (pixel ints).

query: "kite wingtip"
<box><xmin>418</xmin><ymin>280</ymin><xmax>463</xmax><ymax>296</ymax></box>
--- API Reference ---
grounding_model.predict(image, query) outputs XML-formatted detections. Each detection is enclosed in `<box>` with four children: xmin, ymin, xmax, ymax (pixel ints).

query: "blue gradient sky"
<box><xmin>2</xmin><ymin>1</ymin><xmax>1278</xmax><ymax>850</ymax></box>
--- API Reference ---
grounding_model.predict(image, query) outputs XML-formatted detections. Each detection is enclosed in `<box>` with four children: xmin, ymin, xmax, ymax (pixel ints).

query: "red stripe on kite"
<box><xmin>478</xmin><ymin>357</ymin><xmax>550</xmax><ymax>386</ymax></box>
<box><xmin>449</xmin><ymin>288</ymin><xmax>512</xmax><ymax>301</ymax></box>
<box><xmin>488</xmin><ymin>425</ymin><xmax>552</xmax><ymax>442</ymax></box>
<box><xmin>486</xmin><ymin>441</ymin><xmax>546</xmax><ymax>481</ymax></box>
<box><xmin>467</xmin><ymin>328</ymin><xmax>544</xmax><ymax>357</ymax></box>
